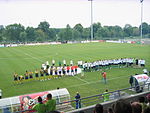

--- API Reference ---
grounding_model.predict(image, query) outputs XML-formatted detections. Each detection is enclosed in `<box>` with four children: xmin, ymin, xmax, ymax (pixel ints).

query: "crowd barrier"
<box><xmin>4</xmin><ymin>83</ymin><xmax>148</xmax><ymax>113</ymax></box>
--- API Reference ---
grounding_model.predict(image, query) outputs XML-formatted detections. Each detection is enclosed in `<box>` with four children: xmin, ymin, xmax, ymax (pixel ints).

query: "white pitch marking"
<box><xmin>67</xmin><ymin>75</ymin><xmax>130</xmax><ymax>88</ymax></box>
<box><xmin>24</xmin><ymin>53</ymin><xmax>43</xmax><ymax>62</ymax></box>
<box><xmin>73</xmin><ymin>75</ymin><xmax>89</xmax><ymax>84</ymax></box>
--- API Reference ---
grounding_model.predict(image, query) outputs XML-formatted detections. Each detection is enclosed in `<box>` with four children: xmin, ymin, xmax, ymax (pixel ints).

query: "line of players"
<box><xmin>78</xmin><ymin>58</ymin><xmax>145</xmax><ymax>72</ymax></box>
<box><xmin>13</xmin><ymin>64</ymin><xmax>78</xmax><ymax>85</ymax></box>
<box><xmin>13</xmin><ymin>58</ymin><xmax>145</xmax><ymax>84</ymax></box>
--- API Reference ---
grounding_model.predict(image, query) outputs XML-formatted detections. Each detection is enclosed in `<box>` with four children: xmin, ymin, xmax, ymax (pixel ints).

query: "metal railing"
<box><xmin>1</xmin><ymin>83</ymin><xmax>150</xmax><ymax>113</ymax></box>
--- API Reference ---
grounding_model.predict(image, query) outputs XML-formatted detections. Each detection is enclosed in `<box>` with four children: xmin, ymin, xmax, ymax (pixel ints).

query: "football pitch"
<box><xmin>0</xmin><ymin>42</ymin><xmax>150</xmax><ymax>99</ymax></box>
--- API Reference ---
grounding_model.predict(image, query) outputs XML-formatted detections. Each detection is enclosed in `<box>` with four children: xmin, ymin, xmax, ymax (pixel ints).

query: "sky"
<box><xmin>0</xmin><ymin>0</ymin><xmax>150</xmax><ymax>28</ymax></box>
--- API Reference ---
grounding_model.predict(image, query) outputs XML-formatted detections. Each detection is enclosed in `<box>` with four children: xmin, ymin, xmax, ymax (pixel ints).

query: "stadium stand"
<box><xmin>67</xmin><ymin>91</ymin><xmax>150</xmax><ymax>113</ymax></box>
<box><xmin>0</xmin><ymin>84</ymin><xmax>149</xmax><ymax>113</ymax></box>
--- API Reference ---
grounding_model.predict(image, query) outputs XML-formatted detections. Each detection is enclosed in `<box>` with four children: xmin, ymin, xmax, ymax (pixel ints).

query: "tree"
<box><xmin>139</xmin><ymin>22</ymin><xmax>149</xmax><ymax>35</ymax></box>
<box><xmin>73</xmin><ymin>24</ymin><xmax>83</xmax><ymax>39</ymax></box>
<box><xmin>19</xmin><ymin>31</ymin><xmax>27</xmax><ymax>42</ymax></box>
<box><xmin>65</xmin><ymin>24</ymin><xmax>72</xmax><ymax>41</ymax></box>
<box><xmin>38</xmin><ymin>21</ymin><xmax>50</xmax><ymax>40</ymax></box>
<box><xmin>95</xmin><ymin>27</ymin><xmax>103</xmax><ymax>39</ymax></box>
<box><xmin>149</xmin><ymin>25</ymin><xmax>150</xmax><ymax>33</ymax></box>
<box><xmin>101</xmin><ymin>26</ymin><xmax>111</xmax><ymax>38</ymax></box>
<box><xmin>113</xmin><ymin>26</ymin><xmax>123</xmax><ymax>38</ymax></box>
<box><xmin>93</xmin><ymin>22</ymin><xmax>102</xmax><ymax>38</ymax></box>
<box><xmin>123</xmin><ymin>24</ymin><xmax>133</xmax><ymax>37</ymax></box>
<box><xmin>0</xmin><ymin>25</ymin><xmax>4</xmax><ymax>42</ymax></box>
<box><xmin>72</xmin><ymin>29</ymin><xmax>80</xmax><ymax>40</ymax></box>
<box><xmin>132</xmin><ymin>27</ymin><xmax>139</xmax><ymax>36</ymax></box>
<box><xmin>35</xmin><ymin>29</ymin><xmax>46</xmax><ymax>42</ymax></box>
<box><xmin>48</xmin><ymin>28</ymin><xmax>56</xmax><ymax>41</ymax></box>
<box><xmin>58</xmin><ymin>24</ymin><xmax>72</xmax><ymax>41</ymax></box>
<box><xmin>82</xmin><ymin>28</ymin><xmax>90</xmax><ymax>40</ymax></box>
<box><xmin>5</xmin><ymin>24</ymin><xmax>25</xmax><ymax>42</ymax></box>
<box><xmin>26</xmin><ymin>27</ymin><xmax>36</xmax><ymax>42</ymax></box>
<box><xmin>58</xmin><ymin>29</ymin><xmax>66</xmax><ymax>41</ymax></box>
<box><xmin>38</xmin><ymin>21</ymin><xmax>50</xmax><ymax>33</ymax></box>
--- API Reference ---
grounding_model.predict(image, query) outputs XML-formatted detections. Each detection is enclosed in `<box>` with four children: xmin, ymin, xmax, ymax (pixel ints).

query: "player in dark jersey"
<box><xmin>62</xmin><ymin>66</ymin><xmax>66</xmax><ymax>76</ymax></box>
<box><xmin>44</xmin><ymin>68</ymin><xmax>49</xmax><ymax>80</ymax></box>
<box><xmin>35</xmin><ymin>69</ymin><xmax>39</xmax><ymax>80</ymax></box>
<box><xmin>18</xmin><ymin>75</ymin><xmax>24</xmax><ymax>84</ymax></box>
<box><xmin>29</xmin><ymin>70</ymin><xmax>33</xmax><ymax>81</ymax></box>
<box><xmin>74</xmin><ymin>65</ymin><xmax>78</xmax><ymax>75</ymax></box>
<box><xmin>40</xmin><ymin>68</ymin><xmax>44</xmax><ymax>81</ymax></box>
<box><xmin>54</xmin><ymin>66</ymin><xmax>58</xmax><ymax>78</ymax></box>
<box><xmin>67</xmin><ymin>65</ymin><xmax>70</xmax><ymax>75</ymax></box>
<box><xmin>49</xmin><ymin>66</ymin><xmax>53</xmax><ymax>80</ymax></box>
<box><xmin>13</xmin><ymin>72</ymin><xmax>18</xmax><ymax>85</ymax></box>
<box><xmin>25</xmin><ymin>70</ymin><xmax>29</xmax><ymax>82</ymax></box>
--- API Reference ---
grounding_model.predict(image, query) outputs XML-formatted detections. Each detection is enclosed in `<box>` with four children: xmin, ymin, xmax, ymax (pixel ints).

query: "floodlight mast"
<box><xmin>140</xmin><ymin>0</ymin><xmax>143</xmax><ymax>43</ymax></box>
<box><xmin>88</xmin><ymin>0</ymin><xmax>93</xmax><ymax>41</ymax></box>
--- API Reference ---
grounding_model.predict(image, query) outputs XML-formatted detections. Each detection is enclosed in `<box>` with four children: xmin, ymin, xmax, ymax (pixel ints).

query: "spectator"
<box><xmin>107</xmin><ymin>107</ymin><xmax>113</xmax><ymax>113</ymax></box>
<box><xmin>146</xmin><ymin>94</ymin><xmax>150</xmax><ymax>107</ymax></box>
<box><xmin>79</xmin><ymin>111</ymin><xmax>85</xmax><ymax>113</ymax></box>
<box><xmin>45</xmin><ymin>93</ymin><xmax>56</xmax><ymax>112</ymax></box>
<box><xmin>0</xmin><ymin>89</ymin><xmax>2</xmax><ymax>99</ymax></box>
<box><xmin>131</xmin><ymin>102</ymin><xmax>142</xmax><ymax>113</ymax></box>
<box><xmin>75</xmin><ymin>92</ymin><xmax>81</xmax><ymax>109</ymax></box>
<box><xmin>138</xmin><ymin>96</ymin><xmax>147</xmax><ymax>111</ymax></box>
<box><xmin>143</xmin><ymin>107</ymin><xmax>150</xmax><ymax>113</ymax></box>
<box><xmin>94</xmin><ymin>104</ymin><xmax>103</xmax><ymax>113</ymax></box>
<box><xmin>112</xmin><ymin>99</ymin><xmax>132</xmax><ymax>113</ymax></box>
<box><xmin>48</xmin><ymin>111</ymin><xmax>61</xmax><ymax>113</ymax></box>
<box><xmin>129</xmin><ymin>75</ymin><xmax>134</xmax><ymax>88</ymax></box>
<box><xmin>22</xmin><ymin>96</ymin><xmax>32</xmax><ymax>110</ymax></box>
<box><xmin>143</xmin><ymin>69</ymin><xmax>148</xmax><ymax>75</ymax></box>
<box><xmin>102</xmin><ymin>89</ymin><xmax>110</xmax><ymax>102</ymax></box>
<box><xmin>32</xmin><ymin>96</ymin><xmax>46</xmax><ymax>113</ymax></box>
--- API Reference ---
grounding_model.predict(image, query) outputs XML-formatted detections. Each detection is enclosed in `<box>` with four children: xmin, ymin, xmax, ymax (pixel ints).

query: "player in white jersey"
<box><xmin>105</xmin><ymin>60</ymin><xmax>109</xmax><ymax>69</ymax></box>
<box><xmin>138</xmin><ymin>59</ymin><xmax>142</xmax><ymax>67</ymax></box>
<box><xmin>84</xmin><ymin>62</ymin><xmax>88</xmax><ymax>72</ymax></box>
<box><xmin>70</xmin><ymin>60</ymin><xmax>73</xmax><ymax>66</ymax></box>
<box><xmin>78</xmin><ymin>61</ymin><xmax>83</xmax><ymax>68</ymax></box>
<box><xmin>87</xmin><ymin>62</ymin><xmax>90</xmax><ymax>72</ymax></box>
<box><xmin>63</xmin><ymin>60</ymin><xmax>66</xmax><ymax>66</ymax></box>
<box><xmin>42</xmin><ymin>63</ymin><xmax>46</xmax><ymax>70</ymax></box>
<box><xmin>62</xmin><ymin>66</ymin><xmax>66</xmax><ymax>76</ymax></box>
<box><xmin>141</xmin><ymin>59</ymin><xmax>145</xmax><ymax>67</ymax></box>
<box><xmin>58</xmin><ymin>66</ymin><xmax>62</xmax><ymax>78</ymax></box>
<box><xmin>52</xmin><ymin>59</ymin><xmax>55</xmax><ymax>66</ymax></box>
<box><xmin>46</xmin><ymin>61</ymin><xmax>49</xmax><ymax>69</ymax></box>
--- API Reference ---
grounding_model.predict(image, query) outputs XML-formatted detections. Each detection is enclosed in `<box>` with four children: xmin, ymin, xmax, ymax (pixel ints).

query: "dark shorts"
<box><xmin>63</xmin><ymin>71</ymin><xmax>65</xmax><ymax>75</ymax></box>
<box><xmin>41</xmin><ymin>74</ymin><xmax>44</xmax><ymax>77</ymax></box>
<box><xmin>29</xmin><ymin>75</ymin><xmax>33</xmax><ymax>78</ymax></box>
<box><xmin>35</xmin><ymin>74</ymin><xmax>39</xmax><ymax>77</ymax></box>
<box><xmin>67</xmin><ymin>70</ymin><xmax>69</xmax><ymax>73</ymax></box>
<box><xmin>14</xmin><ymin>77</ymin><xmax>18</xmax><ymax>81</ymax></box>
<box><xmin>46</xmin><ymin>65</ymin><xmax>49</xmax><ymax>69</ymax></box>
<box><xmin>59</xmin><ymin>71</ymin><xmax>61</xmax><ymax>75</ymax></box>
<box><xmin>25</xmin><ymin>76</ymin><xmax>28</xmax><ymax>80</ymax></box>
<box><xmin>75</xmin><ymin>69</ymin><xmax>77</xmax><ymax>72</ymax></box>
<box><xmin>141</xmin><ymin>64</ymin><xmax>145</xmax><ymax>67</ymax></box>
<box><xmin>55</xmin><ymin>71</ymin><xmax>57</xmax><ymax>75</ymax></box>
<box><xmin>50</xmin><ymin>71</ymin><xmax>53</xmax><ymax>75</ymax></box>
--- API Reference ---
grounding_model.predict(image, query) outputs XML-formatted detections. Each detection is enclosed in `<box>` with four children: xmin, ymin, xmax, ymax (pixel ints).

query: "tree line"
<box><xmin>0</xmin><ymin>21</ymin><xmax>150</xmax><ymax>43</ymax></box>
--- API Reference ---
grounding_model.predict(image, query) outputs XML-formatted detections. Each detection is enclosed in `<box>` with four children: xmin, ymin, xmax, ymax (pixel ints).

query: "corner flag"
<box><xmin>140</xmin><ymin>0</ymin><xmax>143</xmax><ymax>3</ymax></box>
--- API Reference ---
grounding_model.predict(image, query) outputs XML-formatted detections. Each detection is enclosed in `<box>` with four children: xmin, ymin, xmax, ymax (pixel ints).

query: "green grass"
<box><xmin>0</xmin><ymin>42</ymin><xmax>150</xmax><ymax>100</ymax></box>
